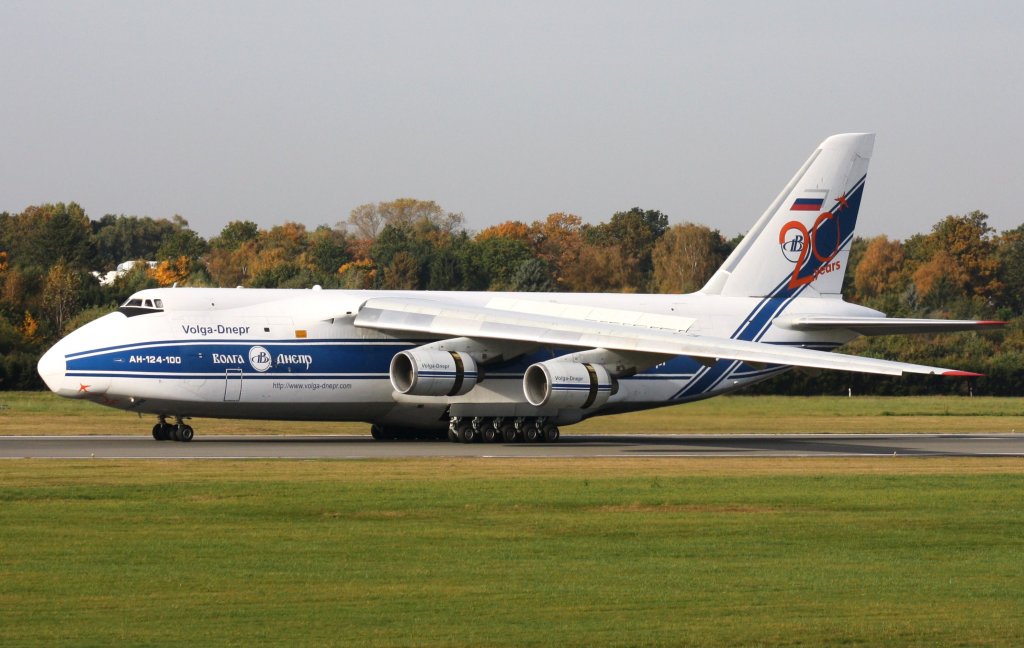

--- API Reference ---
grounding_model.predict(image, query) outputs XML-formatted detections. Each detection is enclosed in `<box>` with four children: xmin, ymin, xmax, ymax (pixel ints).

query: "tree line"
<box><xmin>1</xmin><ymin>199</ymin><xmax>1021</xmax><ymax>394</ymax></box>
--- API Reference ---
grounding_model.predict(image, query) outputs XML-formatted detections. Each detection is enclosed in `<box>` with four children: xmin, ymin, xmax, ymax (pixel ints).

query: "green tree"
<box><xmin>92</xmin><ymin>215</ymin><xmax>179</xmax><ymax>268</ymax></box>
<box><xmin>997</xmin><ymin>225</ymin><xmax>1024</xmax><ymax>315</ymax></box>
<box><xmin>370</xmin><ymin>225</ymin><xmax>430</xmax><ymax>289</ymax></box>
<box><xmin>308</xmin><ymin>226</ymin><xmax>351</xmax><ymax>281</ymax></box>
<box><xmin>475</xmin><ymin>236</ymin><xmax>535</xmax><ymax>290</ymax></box>
<box><xmin>44</xmin><ymin>204</ymin><xmax>94</xmax><ymax>269</ymax></box>
<box><xmin>5</xmin><ymin>203</ymin><xmax>93</xmax><ymax>271</ymax></box>
<box><xmin>510</xmin><ymin>258</ymin><xmax>555</xmax><ymax>292</ymax></box>
<box><xmin>426</xmin><ymin>233</ymin><xmax>485</xmax><ymax>291</ymax></box>
<box><xmin>210</xmin><ymin>220</ymin><xmax>260</xmax><ymax>251</ymax></box>
<box><xmin>380</xmin><ymin>251</ymin><xmax>421</xmax><ymax>289</ymax></box>
<box><xmin>586</xmin><ymin>207</ymin><xmax>668</xmax><ymax>290</ymax></box>
<box><xmin>155</xmin><ymin>216</ymin><xmax>208</xmax><ymax>261</ymax></box>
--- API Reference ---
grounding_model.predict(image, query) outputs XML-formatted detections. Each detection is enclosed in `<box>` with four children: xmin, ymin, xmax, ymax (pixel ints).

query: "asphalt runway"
<box><xmin>2</xmin><ymin>434</ymin><xmax>1024</xmax><ymax>459</ymax></box>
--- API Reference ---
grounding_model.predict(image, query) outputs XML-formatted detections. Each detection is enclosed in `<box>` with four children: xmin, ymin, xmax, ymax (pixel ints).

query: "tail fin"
<box><xmin>702</xmin><ymin>133</ymin><xmax>874</xmax><ymax>299</ymax></box>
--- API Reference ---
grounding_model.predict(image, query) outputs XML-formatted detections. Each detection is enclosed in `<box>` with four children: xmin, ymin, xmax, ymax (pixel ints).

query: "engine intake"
<box><xmin>523</xmin><ymin>361</ymin><xmax>612</xmax><ymax>409</ymax></box>
<box><xmin>390</xmin><ymin>349</ymin><xmax>479</xmax><ymax>397</ymax></box>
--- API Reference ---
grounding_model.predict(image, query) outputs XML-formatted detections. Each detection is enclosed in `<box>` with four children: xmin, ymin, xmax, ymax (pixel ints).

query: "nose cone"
<box><xmin>37</xmin><ymin>311</ymin><xmax>124</xmax><ymax>398</ymax></box>
<box><xmin>37</xmin><ymin>342</ymin><xmax>67</xmax><ymax>393</ymax></box>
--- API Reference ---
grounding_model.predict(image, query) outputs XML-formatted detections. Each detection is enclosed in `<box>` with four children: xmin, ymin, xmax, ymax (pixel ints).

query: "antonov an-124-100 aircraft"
<box><xmin>38</xmin><ymin>133</ymin><xmax>1001</xmax><ymax>442</ymax></box>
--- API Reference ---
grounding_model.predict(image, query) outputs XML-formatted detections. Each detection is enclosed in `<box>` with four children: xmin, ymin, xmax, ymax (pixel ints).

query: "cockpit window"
<box><xmin>119</xmin><ymin>296</ymin><xmax>165</xmax><ymax>317</ymax></box>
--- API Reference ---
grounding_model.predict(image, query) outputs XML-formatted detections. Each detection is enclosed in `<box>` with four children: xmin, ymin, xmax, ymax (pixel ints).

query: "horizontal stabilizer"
<box><xmin>776</xmin><ymin>316</ymin><xmax>1005</xmax><ymax>336</ymax></box>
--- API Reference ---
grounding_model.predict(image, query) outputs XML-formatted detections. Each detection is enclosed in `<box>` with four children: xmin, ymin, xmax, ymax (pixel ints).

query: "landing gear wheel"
<box><xmin>523</xmin><ymin>423</ymin><xmax>540</xmax><ymax>443</ymax></box>
<box><xmin>481</xmin><ymin>419</ymin><xmax>498</xmax><ymax>443</ymax></box>
<box><xmin>152</xmin><ymin>423</ymin><xmax>167</xmax><ymax>441</ymax></box>
<box><xmin>178</xmin><ymin>425</ymin><xmax>194</xmax><ymax>442</ymax></box>
<box><xmin>542</xmin><ymin>423</ymin><xmax>559</xmax><ymax>443</ymax></box>
<box><xmin>447</xmin><ymin>427</ymin><xmax>458</xmax><ymax>443</ymax></box>
<box><xmin>457</xmin><ymin>420</ymin><xmax>476</xmax><ymax>443</ymax></box>
<box><xmin>500</xmin><ymin>422</ymin><xmax>518</xmax><ymax>443</ymax></box>
<box><xmin>370</xmin><ymin>424</ymin><xmax>385</xmax><ymax>441</ymax></box>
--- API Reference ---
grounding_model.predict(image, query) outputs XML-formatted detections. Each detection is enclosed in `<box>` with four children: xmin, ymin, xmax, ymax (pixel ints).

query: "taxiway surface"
<box><xmin>2</xmin><ymin>434</ymin><xmax>1023</xmax><ymax>459</ymax></box>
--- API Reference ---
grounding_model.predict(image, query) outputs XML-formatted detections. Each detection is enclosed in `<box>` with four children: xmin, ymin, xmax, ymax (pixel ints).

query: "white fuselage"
<box><xmin>38</xmin><ymin>287</ymin><xmax>873</xmax><ymax>430</ymax></box>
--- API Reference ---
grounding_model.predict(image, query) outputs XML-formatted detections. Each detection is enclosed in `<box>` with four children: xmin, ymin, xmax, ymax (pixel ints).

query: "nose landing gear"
<box><xmin>152</xmin><ymin>416</ymin><xmax>194</xmax><ymax>442</ymax></box>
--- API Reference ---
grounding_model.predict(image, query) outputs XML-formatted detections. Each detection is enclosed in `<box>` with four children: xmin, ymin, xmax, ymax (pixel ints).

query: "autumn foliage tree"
<box><xmin>853</xmin><ymin>236</ymin><xmax>904</xmax><ymax>297</ymax></box>
<box><xmin>149</xmin><ymin>256</ymin><xmax>192</xmax><ymax>287</ymax></box>
<box><xmin>41</xmin><ymin>259</ymin><xmax>81</xmax><ymax>333</ymax></box>
<box><xmin>651</xmin><ymin>223</ymin><xmax>729</xmax><ymax>294</ymax></box>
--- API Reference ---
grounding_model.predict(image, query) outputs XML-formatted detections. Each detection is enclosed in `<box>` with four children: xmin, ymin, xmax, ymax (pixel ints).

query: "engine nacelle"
<box><xmin>390</xmin><ymin>349</ymin><xmax>479</xmax><ymax>397</ymax></box>
<box><xmin>523</xmin><ymin>361</ymin><xmax>612</xmax><ymax>409</ymax></box>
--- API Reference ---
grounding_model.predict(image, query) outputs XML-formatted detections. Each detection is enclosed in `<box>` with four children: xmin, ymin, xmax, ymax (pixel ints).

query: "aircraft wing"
<box><xmin>777</xmin><ymin>315</ymin><xmax>1005</xmax><ymax>336</ymax></box>
<box><xmin>352</xmin><ymin>297</ymin><xmax>981</xmax><ymax>377</ymax></box>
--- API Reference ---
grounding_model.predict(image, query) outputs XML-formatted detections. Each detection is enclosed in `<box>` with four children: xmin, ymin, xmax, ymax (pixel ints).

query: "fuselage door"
<box><xmin>224</xmin><ymin>368</ymin><xmax>242</xmax><ymax>401</ymax></box>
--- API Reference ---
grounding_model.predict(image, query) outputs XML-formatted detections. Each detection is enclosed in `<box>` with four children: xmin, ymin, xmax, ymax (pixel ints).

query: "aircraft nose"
<box><xmin>37</xmin><ymin>342</ymin><xmax>67</xmax><ymax>393</ymax></box>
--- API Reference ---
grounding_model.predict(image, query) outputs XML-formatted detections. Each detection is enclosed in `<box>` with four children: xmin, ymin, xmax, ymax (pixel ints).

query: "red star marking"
<box><xmin>834</xmin><ymin>193</ymin><xmax>849</xmax><ymax>211</ymax></box>
<box><xmin>78</xmin><ymin>383</ymin><xmax>91</xmax><ymax>393</ymax></box>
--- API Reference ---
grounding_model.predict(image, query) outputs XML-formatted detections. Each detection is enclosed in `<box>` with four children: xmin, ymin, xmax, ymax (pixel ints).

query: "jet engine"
<box><xmin>390</xmin><ymin>349</ymin><xmax>479</xmax><ymax>397</ymax></box>
<box><xmin>523</xmin><ymin>361</ymin><xmax>612</xmax><ymax>409</ymax></box>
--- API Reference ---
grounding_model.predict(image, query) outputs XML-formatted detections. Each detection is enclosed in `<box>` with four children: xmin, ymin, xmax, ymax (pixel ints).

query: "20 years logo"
<box><xmin>778</xmin><ymin>211</ymin><xmax>842</xmax><ymax>289</ymax></box>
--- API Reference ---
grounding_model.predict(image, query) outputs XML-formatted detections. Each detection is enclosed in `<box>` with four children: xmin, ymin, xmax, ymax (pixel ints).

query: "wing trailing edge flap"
<box><xmin>777</xmin><ymin>316</ymin><xmax>1005</xmax><ymax>336</ymax></box>
<box><xmin>352</xmin><ymin>297</ymin><xmax>981</xmax><ymax>378</ymax></box>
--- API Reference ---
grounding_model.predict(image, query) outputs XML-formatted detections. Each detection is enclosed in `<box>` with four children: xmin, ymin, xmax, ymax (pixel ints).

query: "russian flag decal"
<box><xmin>789</xmin><ymin>189</ymin><xmax>829</xmax><ymax>211</ymax></box>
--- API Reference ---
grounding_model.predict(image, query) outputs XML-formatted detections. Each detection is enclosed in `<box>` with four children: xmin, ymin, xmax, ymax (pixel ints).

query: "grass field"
<box><xmin>2</xmin><ymin>391</ymin><xmax>1024</xmax><ymax>435</ymax></box>
<box><xmin>2</xmin><ymin>458</ymin><xmax>1023</xmax><ymax>646</ymax></box>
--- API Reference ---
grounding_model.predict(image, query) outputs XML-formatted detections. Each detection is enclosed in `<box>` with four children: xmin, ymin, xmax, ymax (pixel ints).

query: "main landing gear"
<box><xmin>447</xmin><ymin>416</ymin><xmax>559</xmax><ymax>444</ymax></box>
<box><xmin>152</xmin><ymin>416</ymin><xmax>194</xmax><ymax>442</ymax></box>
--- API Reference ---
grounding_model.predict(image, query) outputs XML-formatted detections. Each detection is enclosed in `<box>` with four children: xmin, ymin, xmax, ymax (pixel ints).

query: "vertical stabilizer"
<box><xmin>701</xmin><ymin>133</ymin><xmax>874</xmax><ymax>298</ymax></box>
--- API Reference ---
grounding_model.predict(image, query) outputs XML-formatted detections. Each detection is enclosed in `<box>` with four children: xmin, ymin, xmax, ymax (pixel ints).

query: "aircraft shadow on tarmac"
<box><xmin>193</xmin><ymin>434</ymin><xmax>960</xmax><ymax>456</ymax></box>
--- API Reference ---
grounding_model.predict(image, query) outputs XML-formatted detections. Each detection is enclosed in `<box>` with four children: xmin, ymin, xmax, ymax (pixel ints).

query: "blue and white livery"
<box><xmin>37</xmin><ymin>134</ymin><xmax>1000</xmax><ymax>442</ymax></box>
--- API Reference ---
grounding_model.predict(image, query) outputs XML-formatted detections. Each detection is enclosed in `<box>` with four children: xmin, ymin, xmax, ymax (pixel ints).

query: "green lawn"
<box><xmin>1</xmin><ymin>459</ymin><xmax>1022</xmax><ymax>646</ymax></box>
<box><xmin>2</xmin><ymin>391</ymin><xmax>1023</xmax><ymax>435</ymax></box>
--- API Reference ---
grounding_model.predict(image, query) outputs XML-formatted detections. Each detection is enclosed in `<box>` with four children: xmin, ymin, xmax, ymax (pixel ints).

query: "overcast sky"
<box><xmin>1</xmin><ymin>1</ymin><xmax>1022</xmax><ymax>240</ymax></box>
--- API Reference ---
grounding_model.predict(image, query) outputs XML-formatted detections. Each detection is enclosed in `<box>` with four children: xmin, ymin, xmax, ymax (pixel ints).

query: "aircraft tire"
<box><xmin>481</xmin><ymin>421</ymin><xmax>498</xmax><ymax>443</ymax></box>
<box><xmin>179</xmin><ymin>425</ymin><xmax>194</xmax><ymax>442</ymax></box>
<box><xmin>500</xmin><ymin>422</ymin><xmax>518</xmax><ymax>443</ymax></box>
<box><xmin>370</xmin><ymin>425</ymin><xmax>385</xmax><ymax>441</ymax></box>
<box><xmin>542</xmin><ymin>424</ymin><xmax>559</xmax><ymax>443</ymax></box>
<box><xmin>152</xmin><ymin>424</ymin><xmax>163</xmax><ymax>441</ymax></box>
<box><xmin>456</xmin><ymin>420</ymin><xmax>475</xmax><ymax>443</ymax></box>
<box><xmin>523</xmin><ymin>424</ymin><xmax>540</xmax><ymax>443</ymax></box>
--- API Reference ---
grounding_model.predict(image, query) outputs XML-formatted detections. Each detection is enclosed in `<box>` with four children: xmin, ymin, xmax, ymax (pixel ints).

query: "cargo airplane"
<box><xmin>37</xmin><ymin>133</ymin><xmax>1000</xmax><ymax>442</ymax></box>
